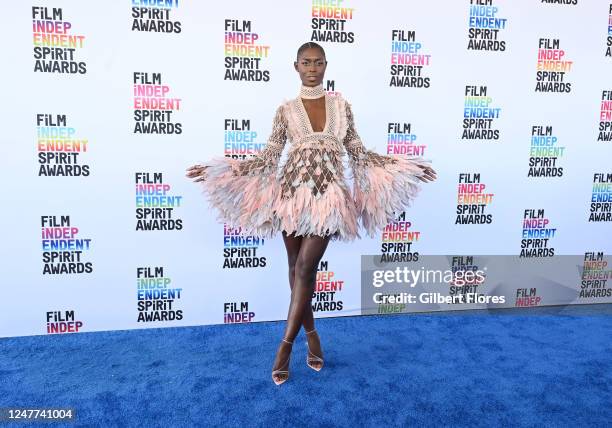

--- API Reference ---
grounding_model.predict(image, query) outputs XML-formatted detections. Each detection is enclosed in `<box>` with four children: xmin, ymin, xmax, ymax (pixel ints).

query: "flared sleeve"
<box><xmin>195</xmin><ymin>105</ymin><xmax>287</xmax><ymax>237</ymax></box>
<box><xmin>342</xmin><ymin>101</ymin><xmax>431</xmax><ymax>237</ymax></box>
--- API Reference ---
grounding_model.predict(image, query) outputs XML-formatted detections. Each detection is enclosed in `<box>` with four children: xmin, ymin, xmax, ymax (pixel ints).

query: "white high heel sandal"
<box><xmin>305</xmin><ymin>329</ymin><xmax>324</xmax><ymax>371</ymax></box>
<box><xmin>271</xmin><ymin>338</ymin><xmax>293</xmax><ymax>385</ymax></box>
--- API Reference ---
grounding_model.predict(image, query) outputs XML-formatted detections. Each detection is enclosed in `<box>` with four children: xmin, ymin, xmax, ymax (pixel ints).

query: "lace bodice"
<box><xmin>233</xmin><ymin>94</ymin><xmax>398</xmax><ymax>199</ymax></box>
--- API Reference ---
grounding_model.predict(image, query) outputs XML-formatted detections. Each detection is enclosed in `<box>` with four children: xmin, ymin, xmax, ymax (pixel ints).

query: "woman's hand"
<box><xmin>418</xmin><ymin>165</ymin><xmax>437</xmax><ymax>183</ymax></box>
<box><xmin>186</xmin><ymin>164</ymin><xmax>208</xmax><ymax>182</ymax></box>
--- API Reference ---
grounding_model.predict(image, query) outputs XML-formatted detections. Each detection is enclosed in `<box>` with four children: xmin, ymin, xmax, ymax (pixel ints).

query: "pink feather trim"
<box><xmin>353</xmin><ymin>155</ymin><xmax>429</xmax><ymax>237</ymax></box>
<box><xmin>198</xmin><ymin>156</ymin><xmax>281</xmax><ymax>238</ymax></box>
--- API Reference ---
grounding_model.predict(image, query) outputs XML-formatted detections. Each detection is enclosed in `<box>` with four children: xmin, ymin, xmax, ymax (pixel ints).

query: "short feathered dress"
<box><xmin>196</xmin><ymin>84</ymin><xmax>431</xmax><ymax>242</ymax></box>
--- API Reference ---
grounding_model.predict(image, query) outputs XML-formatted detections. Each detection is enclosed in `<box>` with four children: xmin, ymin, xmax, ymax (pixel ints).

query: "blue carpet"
<box><xmin>1</xmin><ymin>308</ymin><xmax>611</xmax><ymax>427</ymax></box>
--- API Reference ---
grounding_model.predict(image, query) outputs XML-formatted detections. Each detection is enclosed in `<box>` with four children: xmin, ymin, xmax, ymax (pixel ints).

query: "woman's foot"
<box><xmin>305</xmin><ymin>329</ymin><xmax>324</xmax><ymax>371</ymax></box>
<box><xmin>271</xmin><ymin>338</ymin><xmax>293</xmax><ymax>385</ymax></box>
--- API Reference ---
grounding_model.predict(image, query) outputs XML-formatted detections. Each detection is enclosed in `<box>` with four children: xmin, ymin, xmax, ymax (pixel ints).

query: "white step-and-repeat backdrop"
<box><xmin>1</xmin><ymin>1</ymin><xmax>611</xmax><ymax>337</ymax></box>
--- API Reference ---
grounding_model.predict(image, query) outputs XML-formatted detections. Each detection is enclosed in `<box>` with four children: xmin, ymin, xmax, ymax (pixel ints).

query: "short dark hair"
<box><xmin>296</xmin><ymin>42</ymin><xmax>326</xmax><ymax>60</ymax></box>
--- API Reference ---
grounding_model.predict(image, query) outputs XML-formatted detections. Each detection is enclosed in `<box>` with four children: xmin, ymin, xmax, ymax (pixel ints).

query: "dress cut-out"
<box><xmin>196</xmin><ymin>92</ymin><xmax>431</xmax><ymax>242</ymax></box>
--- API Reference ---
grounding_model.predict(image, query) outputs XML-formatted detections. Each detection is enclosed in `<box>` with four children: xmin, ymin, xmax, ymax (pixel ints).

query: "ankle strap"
<box><xmin>305</xmin><ymin>329</ymin><xmax>317</xmax><ymax>335</ymax></box>
<box><xmin>282</xmin><ymin>338</ymin><xmax>293</xmax><ymax>344</ymax></box>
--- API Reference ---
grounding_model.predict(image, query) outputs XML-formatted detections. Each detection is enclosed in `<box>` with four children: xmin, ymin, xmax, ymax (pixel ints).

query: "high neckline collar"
<box><xmin>299</xmin><ymin>84</ymin><xmax>325</xmax><ymax>99</ymax></box>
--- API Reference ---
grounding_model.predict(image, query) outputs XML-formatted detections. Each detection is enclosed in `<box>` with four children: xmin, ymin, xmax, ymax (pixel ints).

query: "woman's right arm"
<box><xmin>186</xmin><ymin>105</ymin><xmax>288</xmax><ymax>181</ymax></box>
<box><xmin>184</xmin><ymin>104</ymin><xmax>289</xmax><ymax>237</ymax></box>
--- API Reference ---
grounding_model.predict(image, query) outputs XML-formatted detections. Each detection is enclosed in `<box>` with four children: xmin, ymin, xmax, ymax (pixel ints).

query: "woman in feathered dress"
<box><xmin>186</xmin><ymin>42</ymin><xmax>437</xmax><ymax>385</ymax></box>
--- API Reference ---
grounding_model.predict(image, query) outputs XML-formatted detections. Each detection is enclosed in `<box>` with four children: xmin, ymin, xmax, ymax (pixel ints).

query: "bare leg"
<box><xmin>284</xmin><ymin>234</ymin><xmax>330</xmax><ymax>340</ymax></box>
<box><xmin>282</xmin><ymin>231</ymin><xmax>323</xmax><ymax>369</ymax></box>
<box><xmin>281</xmin><ymin>231</ymin><xmax>315</xmax><ymax>332</ymax></box>
<box><xmin>272</xmin><ymin>233</ymin><xmax>331</xmax><ymax>382</ymax></box>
